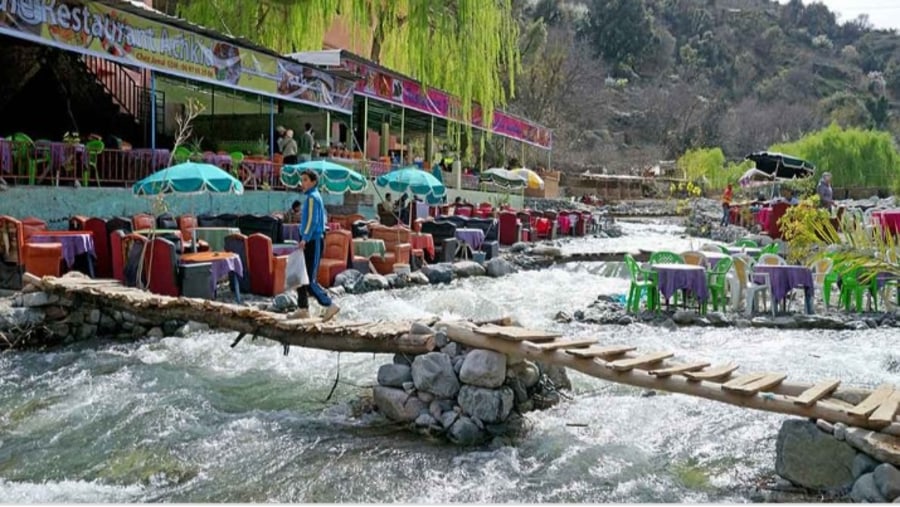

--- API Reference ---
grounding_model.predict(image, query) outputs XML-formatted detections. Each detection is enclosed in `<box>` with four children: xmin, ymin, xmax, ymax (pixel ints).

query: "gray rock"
<box><xmin>846</xmin><ymin>428</ymin><xmax>900</xmax><ymax>467</ymax></box>
<box><xmin>77</xmin><ymin>324</ymin><xmax>98</xmax><ymax>340</ymax></box>
<box><xmin>554</xmin><ymin>311</ymin><xmax>572</xmax><ymax>323</ymax></box>
<box><xmin>458</xmin><ymin>385</ymin><xmax>514</xmax><ymax>423</ymax></box>
<box><xmin>335</xmin><ymin>269</ymin><xmax>365</xmax><ymax>293</ymax></box>
<box><xmin>410</xmin><ymin>322</ymin><xmax>433</xmax><ymax>335</ymax></box>
<box><xmin>452</xmin><ymin>261</ymin><xmax>486</xmax><ymax>278</ymax></box>
<box><xmin>848</xmin><ymin>320</ymin><xmax>871</xmax><ymax>331</ymax></box>
<box><xmin>510</xmin><ymin>361</ymin><xmax>540</xmax><ymax>388</ymax></box>
<box><xmin>794</xmin><ymin>315</ymin><xmax>848</xmax><ymax>330</ymax></box>
<box><xmin>434</xmin><ymin>330</ymin><xmax>449</xmax><ymax>348</ymax></box>
<box><xmin>507</xmin><ymin>377</ymin><xmax>529</xmax><ymax>404</ymax></box>
<box><xmin>834</xmin><ymin>422</ymin><xmax>848</xmax><ymax>441</ymax></box>
<box><xmin>414</xmin><ymin>413</ymin><xmax>437</xmax><ymax>427</ymax></box>
<box><xmin>393</xmin><ymin>353</ymin><xmax>414</xmax><ymax>366</ymax></box>
<box><xmin>21</xmin><ymin>292</ymin><xmax>59</xmax><ymax>308</ymax></box>
<box><xmin>421</xmin><ymin>263</ymin><xmax>453</xmax><ymax>284</ymax></box>
<box><xmin>377</xmin><ymin>364</ymin><xmax>412</xmax><ymax>388</ymax></box>
<box><xmin>617</xmin><ymin>315</ymin><xmax>633</xmax><ymax>325</ymax></box>
<box><xmin>661</xmin><ymin>318</ymin><xmax>678</xmax><ymax>331</ymax></box>
<box><xmin>147</xmin><ymin>327</ymin><xmax>164</xmax><ymax>339</ymax></box>
<box><xmin>874</xmin><ymin>463</ymin><xmax>900</xmax><ymax>500</ymax></box>
<box><xmin>447</xmin><ymin>416</ymin><xmax>487</xmax><ymax>446</ymax></box>
<box><xmin>362</xmin><ymin>273</ymin><xmax>390</xmax><ymax>291</ymax></box>
<box><xmin>86</xmin><ymin>309</ymin><xmax>101</xmax><ymax>325</ymax></box>
<box><xmin>459</xmin><ymin>350</ymin><xmax>507</xmax><ymax>388</ymax></box>
<box><xmin>384</xmin><ymin>273</ymin><xmax>400</xmax><ymax>288</ymax></box>
<box><xmin>775</xmin><ymin>419</ymin><xmax>856</xmax><ymax>491</ymax></box>
<box><xmin>271</xmin><ymin>292</ymin><xmax>297</xmax><ymax>312</ymax></box>
<box><xmin>402</xmin><ymin>381</ymin><xmax>416</xmax><ymax>394</ymax></box>
<box><xmin>852</xmin><ymin>473</ymin><xmax>888</xmax><ymax>503</ymax></box>
<box><xmin>452</xmin><ymin>355</ymin><xmax>465</xmax><ymax>374</ymax></box>
<box><xmin>484</xmin><ymin>257</ymin><xmax>516</xmax><ymax>278</ymax></box>
<box><xmin>417</xmin><ymin>390</ymin><xmax>434</xmax><ymax>403</ymax></box>
<box><xmin>411</xmin><ymin>352</ymin><xmax>460</xmax><ymax>398</ymax></box>
<box><xmin>530</xmin><ymin>245</ymin><xmax>563</xmax><ymax>258</ymax></box>
<box><xmin>440</xmin><ymin>410</ymin><xmax>459</xmax><ymax>429</ymax></box>
<box><xmin>407</xmin><ymin>271</ymin><xmax>430</xmax><ymax>285</ymax></box>
<box><xmin>0</xmin><ymin>306</ymin><xmax>44</xmax><ymax>327</ymax></box>
<box><xmin>441</xmin><ymin>342</ymin><xmax>460</xmax><ymax>358</ymax></box>
<box><xmin>733</xmin><ymin>318</ymin><xmax>751</xmax><ymax>328</ymax></box>
<box><xmin>672</xmin><ymin>310</ymin><xmax>696</xmax><ymax>326</ymax></box>
<box><xmin>373</xmin><ymin>386</ymin><xmax>425</xmax><ymax>422</ymax></box>
<box><xmin>705</xmin><ymin>312</ymin><xmax>731</xmax><ymax>326</ymax></box>
<box><xmin>509</xmin><ymin>242</ymin><xmax>528</xmax><ymax>253</ymax></box>
<box><xmin>854</xmin><ymin>452</ymin><xmax>880</xmax><ymax>479</ymax></box>
<box><xmin>46</xmin><ymin>322</ymin><xmax>69</xmax><ymax>337</ymax></box>
<box><xmin>429</xmin><ymin>400</ymin><xmax>443</xmax><ymax>421</ymax></box>
<box><xmin>539</xmin><ymin>363</ymin><xmax>572</xmax><ymax>390</ymax></box>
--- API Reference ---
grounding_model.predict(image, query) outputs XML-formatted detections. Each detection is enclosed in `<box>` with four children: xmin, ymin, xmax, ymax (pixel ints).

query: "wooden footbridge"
<box><xmin>25</xmin><ymin>274</ymin><xmax>900</xmax><ymax>438</ymax></box>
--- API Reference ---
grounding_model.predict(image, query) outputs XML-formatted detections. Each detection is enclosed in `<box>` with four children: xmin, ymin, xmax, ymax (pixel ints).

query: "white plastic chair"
<box><xmin>758</xmin><ymin>253</ymin><xmax>787</xmax><ymax>266</ymax></box>
<box><xmin>700</xmin><ymin>243</ymin><xmax>722</xmax><ymax>253</ymax></box>
<box><xmin>736</xmin><ymin>255</ymin><xmax>774</xmax><ymax>316</ymax></box>
<box><xmin>681</xmin><ymin>251</ymin><xmax>708</xmax><ymax>267</ymax></box>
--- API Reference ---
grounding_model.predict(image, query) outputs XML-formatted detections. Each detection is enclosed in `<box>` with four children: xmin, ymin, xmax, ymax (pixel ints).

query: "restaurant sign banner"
<box><xmin>342</xmin><ymin>58</ymin><xmax>552</xmax><ymax>149</ymax></box>
<box><xmin>0</xmin><ymin>0</ymin><xmax>354</xmax><ymax>113</ymax></box>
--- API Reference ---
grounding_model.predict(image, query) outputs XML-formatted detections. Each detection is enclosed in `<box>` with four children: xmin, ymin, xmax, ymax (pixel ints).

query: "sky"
<box><xmin>779</xmin><ymin>0</ymin><xmax>900</xmax><ymax>31</ymax></box>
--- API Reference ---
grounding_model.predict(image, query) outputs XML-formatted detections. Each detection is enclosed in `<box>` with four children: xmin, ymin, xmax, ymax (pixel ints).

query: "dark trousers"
<box><xmin>296</xmin><ymin>237</ymin><xmax>332</xmax><ymax>309</ymax></box>
<box><xmin>283</xmin><ymin>155</ymin><xmax>298</xmax><ymax>165</ymax></box>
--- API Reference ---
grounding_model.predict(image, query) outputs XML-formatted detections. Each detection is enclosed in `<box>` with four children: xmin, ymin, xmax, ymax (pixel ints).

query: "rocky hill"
<box><xmin>506</xmin><ymin>0</ymin><xmax>900</xmax><ymax>174</ymax></box>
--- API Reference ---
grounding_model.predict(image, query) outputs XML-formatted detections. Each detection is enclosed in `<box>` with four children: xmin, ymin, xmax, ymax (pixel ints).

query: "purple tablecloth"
<box><xmin>0</xmin><ymin>139</ymin><xmax>11</xmax><ymax>173</ymax></box>
<box><xmin>203</xmin><ymin>153</ymin><xmax>234</xmax><ymax>169</ymax></box>
<box><xmin>35</xmin><ymin>141</ymin><xmax>87</xmax><ymax>172</ymax></box>
<box><xmin>704</xmin><ymin>252</ymin><xmax>730</xmax><ymax>269</ymax></box>
<box><xmin>272</xmin><ymin>243</ymin><xmax>298</xmax><ymax>256</ymax></box>
<box><xmin>652</xmin><ymin>263</ymin><xmax>708</xmax><ymax>302</ymax></box>
<box><xmin>753</xmin><ymin>265</ymin><xmax>813</xmax><ymax>302</ymax></box>
<box><xmin>129</xmin><ymin>148</ymin><xmax>171</xmax><ymax>170</ymax></box>
<box><xmin>455</xmin><ymin>228</ymin><xmax>485</xmax><ymax>250</ymax></box>
<box><xmin>242</xmin><ymin>160</ymin><xmax>274</xmax><ymax>181</ymax></box>
<box><xmin>282</xmin><ymin>224</ymin><xmax>300</xmax><ymax>242</ymax></box>
<box><xmin>29</xmin><ymin>233</ymin><xmax>95</xmax><ymax>268</ymax></box>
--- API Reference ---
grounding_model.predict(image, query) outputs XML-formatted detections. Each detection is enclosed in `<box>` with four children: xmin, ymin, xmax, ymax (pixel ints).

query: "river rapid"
<box><xmin>1</xmin><ymin>220</ymin><xmax>898</xmax><ymax>503</ymax></box>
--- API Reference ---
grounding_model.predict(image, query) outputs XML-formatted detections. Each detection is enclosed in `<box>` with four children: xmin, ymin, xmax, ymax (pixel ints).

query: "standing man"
<box><xmin>298</xmin><ymin>122</ymin><xmax>315</xmax><ymax>162</ymax></box>
<box><xmin>720</xmin><ymin>183</ymin><xmax>733</xmax><ymax>226</ymax></box>
<box><xmin>289</xmin><ymin>169</ymin><xmax>340</xmax><ymax>321</ymax></box>
<box><xmin>817</xmin><ymin>172</ymin><xmax>834</xmax><ymax>210</ymax></box>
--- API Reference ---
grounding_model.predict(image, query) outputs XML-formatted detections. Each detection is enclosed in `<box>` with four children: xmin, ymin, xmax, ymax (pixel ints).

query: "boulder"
<box><xmin>874</xmin><ymin>463</ymin><xmax>900</xmax><ymax>500</ymax></box>
<box><xmin>509</xmin><ymin>242</ymin><xmax>528</xmax><ymax>253</ymax></box>
<box><xmin>458</xmin><ymin>385</ymin><xmax>514</xmax><ymax>423</ymax></box>
<box><xmin>335</xmin><ymin>269</ymin><xmax>365</xmax><ymax>293</ymax></box>
<box><xmin>846</xmin><ymin>428</ymin><xmax>900</xmax><ymax>467</ymax></box>
<box><xmin>421</xmin><ymin>263</ymin><xmax>453</xmax><ymax>285</ymax></box>
<box><xmin>484</xmin><ymin>258</ymin><xmax>516</xmax><ymax>278</ymax></box>
<box><xmin>411</xmin><ymin>352</ymin><xmax>460</xmax><ymax>398</ymax></box>
<box><xmin>530</xmin><ymin>245</ymin><xmax>563</xmax><ymax>258</ymax></box>
<box><xmin>452</xmin><ymin>261</ymin><xmax>486</xmax><ymax>278</ymax></box>
<box><xmin>271</xmin><ymin>292</ymin><xmax>297</xmax><ymax>312</ymax></box>
<box><xmin>414</xmin><ymin>413</ymin><xmax>437</xmax><ymax>428</ymax></box>
<box><xmin>407</xmin><ymin>271</ymin><xmax>430</xmax><ymax>285</ymax></box>
<box><xmin>854</xmin><ymin>452</ymin><xmax>881</xmax><ymax>479</ymax></box>
<box><xmin>458</xmin><ymin>350</ymin><xmax>507</xmax><ymax>388</ymax></box>
<box><xmin>362</xmin><ymin>273</ymin><xmax>390</xmax><ymax>291</ymax></box>
<box><xmin>373</xmin><ymin>385</ymin><xmax>425</xmax><ymax>422</ymax></box>
<box><xmin>672</xmin><ymin>310</ymin><xmax>697</xmax><ymax>326</ymax></box>
<box><xmin>377</xmin><ymin>364</ymin><xmax>412</xmax><ymax>388</ymax></box>
<box><xmin>775</xmin><ymin>419</ymin><xmax>856</xmax><ymax>491</ymax></box>
<box><xmin>851</xmin><ymin>473</ymin><xmax>888</xmax><ymax>503</ymax></box>
<box><xmin>447</xmin><ymin>416</ymin><xmax>486</xmax><ymax>446</ymax></box>
<box><xmin>21</xmin><ymin>292</ymin><xmax>59</xmax><ymax>308</ymax></box>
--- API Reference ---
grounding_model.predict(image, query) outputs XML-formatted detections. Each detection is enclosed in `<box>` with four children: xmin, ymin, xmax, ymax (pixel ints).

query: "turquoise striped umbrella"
<box><xmin>132</xmin><ymin>162</ymin><xmax>244</xmax><ymax>195</ymax></box>
<box><xmin>375</xmin><ymin>166</ymin><xmax>447</xmax><ymax>205</ymax></box>
<box><xmin>281</xmin><ymin>160</ymin><xmax>368</xmax><ymax>193</ymax></box>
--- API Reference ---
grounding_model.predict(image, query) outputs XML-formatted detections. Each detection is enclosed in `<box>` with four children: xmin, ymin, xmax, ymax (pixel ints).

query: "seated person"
<box><xmin>284</xmin><ymin>200</ymin><xmax>301</xmax><ymax>224</ymax></box>
<box><xmin>378</xmin><ymin>193</ymin><xmax>397</xmax><ymax>226</ymax></box>
<box><xmin>749</xmin><ymin>193</ymin><xmax>767</xmax><ymax>213</ymax></box>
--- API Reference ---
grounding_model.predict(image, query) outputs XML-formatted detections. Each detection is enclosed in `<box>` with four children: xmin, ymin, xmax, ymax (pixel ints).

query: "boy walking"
<box><xmin>289</xmin><ymin>169</ymin><xmax>340</xmax><ymax>321</ymax></box>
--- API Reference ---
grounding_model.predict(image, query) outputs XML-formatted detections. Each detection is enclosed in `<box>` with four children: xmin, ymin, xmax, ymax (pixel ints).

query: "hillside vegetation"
<box><xmin>507</xmin><ymin>0</ymin><xmax>900</xmax><ymax>173</ymax></box>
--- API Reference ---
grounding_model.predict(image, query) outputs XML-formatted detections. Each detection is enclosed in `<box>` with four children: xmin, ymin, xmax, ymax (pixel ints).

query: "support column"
<box><xmin>269</xmin><ymin>97</ymin><xmax>275</xmax><ymax>157</ymax></box>
<box><xmin>150</xmin><ymin>70</ymin><xmax>156</xmax><ymax>150</ymax></box>
<box><xmin>400</xmin><ymin>107</ymin><xmax>405</xmax><ymax>161</ymax></box>
<box><xmin>425</xmin><ymin>116</ymin><xmax>434</xmax><ymax>168</ymax></box>
<box><xmin>325</xmin><ymin>110</ymin><xmax>331</xmax><ymax>151</ymax></box>
<box><xmin>362</xmin><ymin>96</ymin><xmax>369</xmax><ymax>159</ymax></box>
<box><xmin>380</xmin><ymin>122</ymin><xmax>390</xmax><ymax>158</ymax></box>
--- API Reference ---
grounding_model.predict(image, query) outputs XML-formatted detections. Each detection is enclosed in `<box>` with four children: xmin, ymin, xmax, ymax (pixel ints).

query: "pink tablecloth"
<box><xmin>874</xmin><ymin>210</ymin><xmax>900</xmax><ymax>234</ymax></box>
<box><xmin>757</xmin><ymin>207</ymin><xmax>772</xmax><ymax>229</ymax></box>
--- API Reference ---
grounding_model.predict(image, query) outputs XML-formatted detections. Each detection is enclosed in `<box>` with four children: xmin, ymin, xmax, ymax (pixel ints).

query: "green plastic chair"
<box><xmin>624</xmin><ymin>254</ymin><xmax>659</xmax><ymax>314</ymax></box>
<box><xmin>759</xmin><ymin>242</ymin><xmax>779</xmax><ymax>256</ymax></box>
<box><xmin>649</xmin><ymin>251</ymin><xmax>684</xmax><ymax>265</ymax></box>
<box><xmin>11</xmin><ymin>133</ymin><xmax>38</xmax><ymax>184</ymax></box>
<box><xmin>705</xmin><ymin>257</ymin><xmax>734</xmax><ymax>313</ymax></box>
<box><xmin>839</xmin><ymin>267</ymin><xmax>879</xmax><ymax>313</ymax></box>
<box><xmin>229</xmin><ymin>151</ymin><xmax>245</xmax><ymax>178</ymax></box>
<box><xmin>84</xmin><ymin>139</ymin><xmax>104</xmax><ymax>187</ymax></box>
<box><xmin>173</xmin><ymin>146</ymin><xmax>192</xmax><ymax>164</ymax></box>
<box><xmin>734</xmin><ymin>239</ymin><xmax>758</xmax><ymax>248</ymax></box>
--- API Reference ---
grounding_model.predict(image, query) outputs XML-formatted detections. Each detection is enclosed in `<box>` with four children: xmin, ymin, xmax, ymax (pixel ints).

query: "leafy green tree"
<box><xmin>581</xmin><ymin>0</ymin><xmax>656</xmax><ymax>73</ymax></box>
<box><xmin>172</xmin><ymin>0</ymin><xmax>520</xmax><ymax>129</ymax></box>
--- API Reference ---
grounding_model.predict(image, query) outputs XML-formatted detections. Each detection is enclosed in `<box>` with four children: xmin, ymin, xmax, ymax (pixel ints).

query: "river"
<box><xmin>1</xmin><ymin>221</ymin><xmax>898</xmax><ymax>502</ymax></box>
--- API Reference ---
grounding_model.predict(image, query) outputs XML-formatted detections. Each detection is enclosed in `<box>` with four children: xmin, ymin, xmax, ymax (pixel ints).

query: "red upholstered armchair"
<box><xmin>0</xmin><ymin>215</ymin><xmax>25</xmax><ymax>265</ymax></box>
<box><xmin>68</xmin><ymin>215</ymin><xmax>89</xmax><ymax>231</ymax></box>
<box><xmin>110</xmin><ymin>229</ymin><xmax>127</xmax><ymax>283</ymax></box>
<box><xmin>177</xmin><ymin>214</ymin><xmax>209</xmax><ymax>252</ymax></box>
<box><xmin>132</xmin><ymin>213</ymin><xmax>155</xmax><ymax>231</ymax></box>
<box><xmin>85</xmin><ymin>217</ymin><xmax>112</xmax><ymax>278</ymax></box>
<box><xmin>23</xmin><ymin>242</ymin><xmax>63</xmax><ymax>277</ymax></box>
<box><xmin>21</xmin><ymin>217</ymin><xmax>47</xmax><ymax>243</ymax></box>
<box><xmin>247</xmin><ymin>233</ymin><xmax>288</xmax><ymax>296</ymax></box>
<box><xmin>766</xmin><ymin>202</ymin><xmax>791</xmax><ymax>239</ymax></box>
<box><xmin>145</xmin><ymin>237</ymin><xmax>180</xmax><ymax>297</ymax></box>
<box><xmin>498</xmin><ymin>211</ymin><xmax>521</xmax><ymax>246</ymax></box>
<box><xmin>317</xmin><ymin>230</ymin><xmax>352</xmax><ymax>287</ymax></box>
<box><xmin>369</xmin><ymin>225</ymin><xmax>412</xmax><ymax>275</ymax></box>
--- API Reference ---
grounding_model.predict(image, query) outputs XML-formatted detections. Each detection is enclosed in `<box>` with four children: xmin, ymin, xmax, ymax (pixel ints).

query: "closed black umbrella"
<box><xmin>745</xmin><ymin>151</ymin><xmax>815</xmax><ymax>179</ymax></box>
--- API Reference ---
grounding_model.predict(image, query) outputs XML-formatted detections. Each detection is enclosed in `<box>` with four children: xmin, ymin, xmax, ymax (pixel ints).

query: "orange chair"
<box><xmin>247</xmin><ymin>233</ymin><xmax>288</xmax><ymax>296</ymax></box>
<box><xmin>85</xmin><ymin>217</ymin><xmax>112</xmax><ymax>278</ymax></box>
<box><xmin>22</xmin><ymin>242</ymin><xmax>63</xmax><ymax>277</ymax></box>
<box><xmin>176</xmin><ymin>214</ymin><xmax>209</xmax><ymax>252</ymax></box>
<box><xmin>21</xmin><ymin>217</ymin><xmax>47</xmax><ymax>243</ymax></box>
<box><xmin>369</xmin><ymin>225</ymin><xmax>412</xmax><ymax>275</ymax></box>
<box><xmin>132</xmin><ymin>213</ymin><xmax>155</xmax><ymax>231</ymax></box>
<box><xmin>109</xmin><ymin>229</ymin><xmax>127</xmax><ymax>283</ymax></box>
<box><xmin>0</xmin><ymin>215</ymin><xmax>25</xmax><ymax>265</ymax></box>
<box><xmin>317</xmin><ymin>230</ymin><xmax>351</xmax><ymax>287</ymax></box>
<box><xmin>69</xmin><ymin>215</ymin><xmax>89</xmax><ymax>231</ymax></box>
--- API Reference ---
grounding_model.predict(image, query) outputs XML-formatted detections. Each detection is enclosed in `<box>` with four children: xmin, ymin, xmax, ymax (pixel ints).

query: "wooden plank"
<box><xmin>475</xmin><ymin>324</ymin><xmax>561</xmax><ymax>342</ymax></box>
<box><xmin>609</xmin><ymin>352</ymin><xmax>674</xmax><ymax>372</ymax></box>
<box><xmin>725</xmin><ymin>373</ymin><xmax>787</xmax><ymax>395</ymax></box>
<box><xmin>792</xmin><ymin>379</ymin><xmax>841</xmax><ymax>407</ymax></box>
<box><xmin>522</xmin><ymin>338</ymin><xmax>598</xmax><ymax>352</ymax></box>
<box><xmin>847</xmin><ymin>384</ymin><xmax>895</xmax><ymax>417</ymax></box>
<box><xmin>683</xmin><ymin>363</ymin><xmax>739</xmax><ymax>382</ymax></box>
<box><xmin>868</xmin><ymin>392</ymin><xmax>900</xmax><ymax>425</ymax></box>
<box><xmin>566</xmin><ymin>345</ymin><xmax>637</xmax><ymax>359</ymax></box>
<box><xmin>648</xmin><ymin>361</ymin><xmax>710</xmax><ymax>378</ymax></box>
<box><xmin>721</xmin><ymin>373</ymin><xmax>768</xmax><ymax>390</ymax></box>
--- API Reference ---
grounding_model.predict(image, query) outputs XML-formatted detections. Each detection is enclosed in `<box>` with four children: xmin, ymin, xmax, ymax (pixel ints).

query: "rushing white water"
<box><xmin>1</xmin><ymin>220</ymin><xmax>899</xmax><ymax>502</ymax></box>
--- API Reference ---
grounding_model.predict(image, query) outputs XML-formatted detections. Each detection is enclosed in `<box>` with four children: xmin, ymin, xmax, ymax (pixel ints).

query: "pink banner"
<box><xmin>343</xmin><ymin>58</ymin><xmax>551</xmax><ymax>149</ymax></box>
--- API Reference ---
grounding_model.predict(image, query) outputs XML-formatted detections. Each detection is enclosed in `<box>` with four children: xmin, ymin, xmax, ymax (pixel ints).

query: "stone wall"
<box><xmin>774</xmin><ymin>419</ymin><xmax>900</xmax><ymax>502</ymax></box>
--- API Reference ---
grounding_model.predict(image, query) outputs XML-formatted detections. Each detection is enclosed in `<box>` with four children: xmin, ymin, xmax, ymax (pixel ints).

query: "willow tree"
<box><xmin>173</xmin><ymin>0</ymin><xmax>519</xmax><ymax>129</ymax></box>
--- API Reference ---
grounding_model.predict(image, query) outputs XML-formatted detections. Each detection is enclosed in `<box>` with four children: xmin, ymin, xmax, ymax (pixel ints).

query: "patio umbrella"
<box><xmin>133</xmin><ymin>161</ymin><xmax>244</xmax><ymax>196</ymax></box>
<box><xmin>480</xmin><ymin>167</ymin><xmax>527</xmax><ymax>189</ymax></box>
<box><xmin>375</xmin><ymin>166</ymin><xmax>447</xmax><ymax>205</ymax></box>
<box><xmin>280</xmin><ymin>160</ymin><xmax>367</xmax><ymax>193</ymax></box>
<box><xmin>510</xmin><ymin>168</ymin><xmax>545</xmax><ymax>190</ymax></box>
<box><xmin>738</xmin><ymin>168</ymin><xmax>777</xmax><ymax>188</ymax></box>
<box><xmin>744</xmin><ymin>152</ymin><xmax>815</xmax><ymax>180</ymax></box>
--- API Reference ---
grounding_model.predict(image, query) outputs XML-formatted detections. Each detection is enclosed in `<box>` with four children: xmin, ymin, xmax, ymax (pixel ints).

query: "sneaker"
<box><xmin>288</xmin><ymin>308</ymin><xmax>310</xmax><ymax>319</ymax></box>
<box><xmin>321</xmin><ymin>304</ymin><xmax>340</xmax><ymax>322</ymax></box>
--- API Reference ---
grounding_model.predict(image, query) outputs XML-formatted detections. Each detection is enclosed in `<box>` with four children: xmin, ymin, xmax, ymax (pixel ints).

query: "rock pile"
<box><xmin>372</xmin><ymin>323</ymin><xmax>567</xmax><ymax>445</ymax></box>
<box><xmin>775</xmin><ymin>419</ymin><xmax>900</xmax><ymax>502</ymax></box>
